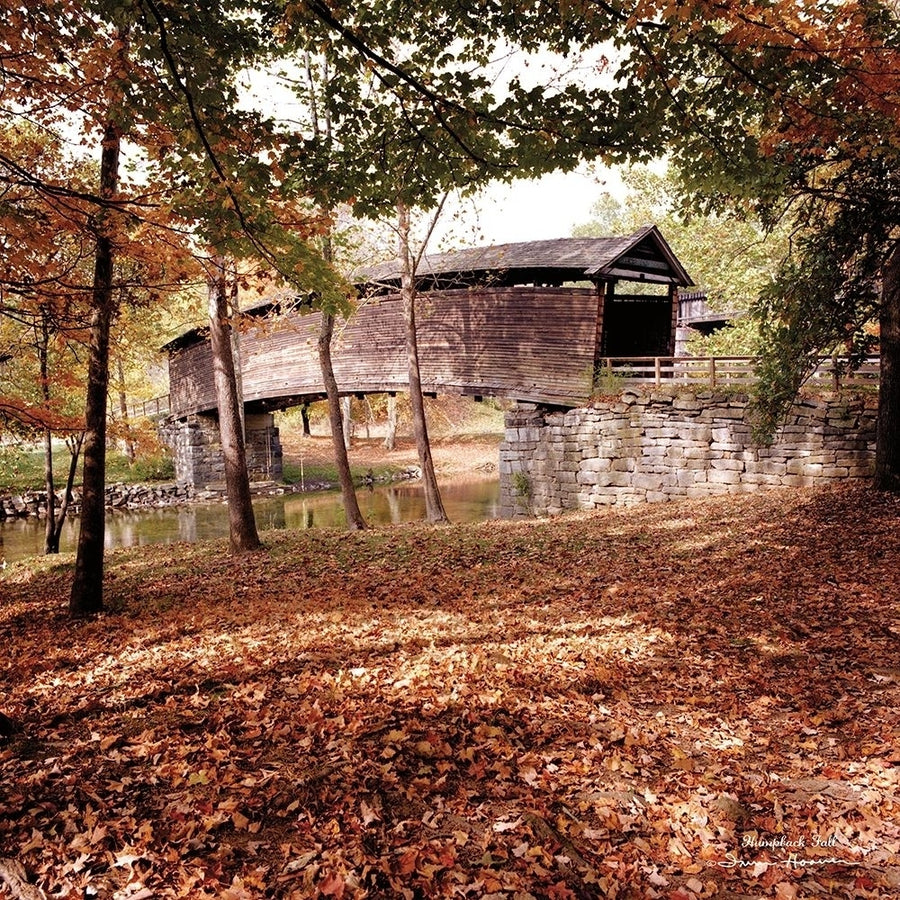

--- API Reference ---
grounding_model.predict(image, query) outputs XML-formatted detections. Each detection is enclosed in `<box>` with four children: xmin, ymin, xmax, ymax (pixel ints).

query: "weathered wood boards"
<box><xmin>166</xmin><ymin>228</ymin><xmax>698</xmax><ymax>418</ymax></box>
<box><xmin>168</xmin><ymin>287</ymin><xmax>601</xmax><ymax>417</ymax></box>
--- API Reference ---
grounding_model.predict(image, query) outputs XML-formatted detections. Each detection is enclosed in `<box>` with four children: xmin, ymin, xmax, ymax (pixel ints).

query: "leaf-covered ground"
<box><xmin>1</xmin><ymin>485</ymin><xmax>898</xmax><ymax>900</ymax></box>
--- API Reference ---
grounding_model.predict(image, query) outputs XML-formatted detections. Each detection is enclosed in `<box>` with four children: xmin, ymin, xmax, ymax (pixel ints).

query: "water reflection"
<box><xmin>0</xmin><ymin>479</ymin><xmax>501</xmax><ymax>565</ymax></box>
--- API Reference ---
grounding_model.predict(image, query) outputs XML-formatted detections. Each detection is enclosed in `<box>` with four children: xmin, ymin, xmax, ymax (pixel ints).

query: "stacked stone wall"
<box><xmin>499</xmin><ymin>390</ymin><xmax>876</xmax><ymax>517</ymax></box>
<box><xmin>160</xmin><ymin>412</ymin><xmax>283</xmax><ymax>488</ymax></box>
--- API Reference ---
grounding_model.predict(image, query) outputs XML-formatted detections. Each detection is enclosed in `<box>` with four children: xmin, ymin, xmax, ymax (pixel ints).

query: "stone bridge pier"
<box><xmin>161</xmin><ymin>412</ymin><xmax>283</xmax><ymax>489</ymax></box>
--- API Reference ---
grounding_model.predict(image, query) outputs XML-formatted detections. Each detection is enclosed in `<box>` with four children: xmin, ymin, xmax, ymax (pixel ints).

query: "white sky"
<box><xmin>431</xmin><ymin>165</ymin><xmax>624</xmax><ymax>249</ymax></box>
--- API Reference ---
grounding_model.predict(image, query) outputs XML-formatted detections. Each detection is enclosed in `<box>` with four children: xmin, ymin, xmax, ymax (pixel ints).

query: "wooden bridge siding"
<box><xmin>413</xmin><ymin>288</ymin><xmax>598</xmax><ymax>403</ymax></box>
<box><xmin>167</xmin><ymin>287</ymin><xmax>599</xmax><ymax>418</ymax></box>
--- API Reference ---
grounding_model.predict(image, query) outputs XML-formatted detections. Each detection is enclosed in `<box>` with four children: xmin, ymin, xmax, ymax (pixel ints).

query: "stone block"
<box><xmin>701</xmin><ymin>407</ymin><xmax>746</xmax><ymax>420</ymax></box>
<box><xmin>633</xmin><ymin>473</ymin><xmax>664</xmax><ymax>490</ymax></box>
<box><xmin>680</xmin><ymin>425</ymin><xmax>712</xmax><ymax>442</ymax></box>
<box><xmin>710</xmin><ymin>458</ymin><xmax>744</xmax><ymax>471</ymax></box>
<box><xmin>707</xmin><ymin>468</ymin><xmax>742</xmax><ymax>485</ymax></box>
<box><xmin>781</xmin><ymin>474</ymin><xmax>815</xmax><ymax>487</ymax></box>
<box><xmin>676</xmin><ymin>469</ymin><xmax>705</xmax><ymax>487</ymax></box>
<box><xmin>742</xmin><ymin>473</ymin><xmax>785</xmax><ymax>485</ymax></box>
<box><xmin>836</xmin><ymin>455</ymin><xmax>869</xmax><ymax>467</ymax></box>
<box><xmin>641</xmin><ymin>444</ymin><xmax>669</xmax><ymax>457</ymax></box>
<box><xmin>645</xmin><ymin>426</ymin><xmax>679</xmax><ymax>439</ymax></box>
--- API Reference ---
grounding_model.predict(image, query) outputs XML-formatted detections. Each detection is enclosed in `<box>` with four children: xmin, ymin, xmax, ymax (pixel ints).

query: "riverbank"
<box><xmin>1</xmin><ymin>484</ymin><xmax>898</xmax><ymax>899</ymax></box>
<box><xmin>280</xmin><ymin>431</ymin><xmax>501</xmax><ymax>485</ymax></box>
<box><xmin>0</xmin><ymin>430</ymin><xmax>502</xmax><ymax>520</ymax></box>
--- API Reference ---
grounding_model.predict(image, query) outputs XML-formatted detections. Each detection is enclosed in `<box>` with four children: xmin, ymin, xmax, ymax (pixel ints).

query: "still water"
<box><xmin>0</xmin><ymin>478</ymin><xmax>502</xmax><ymax>566</ymax></box>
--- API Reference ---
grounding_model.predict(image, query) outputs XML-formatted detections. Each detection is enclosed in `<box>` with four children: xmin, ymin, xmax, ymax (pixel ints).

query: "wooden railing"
<box><xmin>120</xmin><ymin>357</ymin><xmax>880</xmax><ymax>421</ymax></box>
<box><xmin>595</xmin><ymin>356</ymin><xmax>881</xmax><ymax>390</ymax></box>
<box><xmin>122</xmin><ymin>395</ymin><xmax>171</xmax><ymax>420</ymax></box>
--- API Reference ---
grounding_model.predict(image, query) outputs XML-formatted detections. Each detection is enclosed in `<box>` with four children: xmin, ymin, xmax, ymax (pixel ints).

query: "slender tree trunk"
<box><xmin>318</xmin><ymin>310</ymin><xmax>366</xmax><ymax>530</ymax></box>
<box><xmin>303</xmin><ymin>55</ymin><xmax>364</xmax><ymax>529</ymax></box>
<box><xmin>46</xmin><ymin>434</ymin><xmax>83</xmax><ymax>554</ymax></box>
<box><xmin>230</xmin><ymin>271</ymin><xmax>246</xmax><ymax>441</ymax></box>
<box><xmin>70</xmin><ymin>125</ymin><xmax>120</xmax><ymax>616</ymax></box>
<box><xmin>383</xmin><ymin>393</ymin><xmax>398</xmax><ymax>451</ymax></box>
<box><xmin>37</xmin><ymin>308</ymin><xmax>59</xmax><ymax>554</ymax></box>
<box><xmin>397</xmin><ymin>201</ymin><xmax>448</xmax><ymax>524</ymax></box>
<box><xmin>341</xmin><ymin>396</ymin><xmax>352</xmax><ymax>449</ymax></box>
<box><xmin>875</xmin><ymin>241</ymin><xmax>900</xmax><ymax>492</ymax></box>
<box><xmin>300</xmin><ymin>403</ymin><xmax>311</xmax><ymax>436</ymax></box>
<box><xmin>43</xmin><ymin>427</ymin><xmax>59</xmax><ymax>553</ymax></box>
<box><xmin>55</xmin><ymin>433</ymin><xmax>84</xmax><ymax>544</ymax></box>
<box><xmin>116</xmin><ymin>356</ymin><xmax>135</xmax><ymax>463</ymax></box>
<box><xmin>207</xmin><ymin>255</ymin><xmax>261</xmax><ymax>553</ymax></box>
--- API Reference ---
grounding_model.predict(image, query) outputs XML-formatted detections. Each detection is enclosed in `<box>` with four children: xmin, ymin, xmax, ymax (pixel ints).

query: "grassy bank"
<box><xmin>0</xmin><ymin>444</ymin><xmax>175</xmax><ymax>492</ymax></box>
<box><xmin>1</xmin><ymin>485</ymin><xmax>898</xmax><ymax>898</ymax></box>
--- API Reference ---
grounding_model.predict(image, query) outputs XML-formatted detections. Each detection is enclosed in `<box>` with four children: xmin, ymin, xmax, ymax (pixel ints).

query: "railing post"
<box><xmin>709</xmin><ymin>357</ymin><xmax>716</xmax><ymax>388</ymax></box>
<box><xmin>654</xmin><ymin>357</ymin><xmax>661</xmax><ymax>387</ymax></box>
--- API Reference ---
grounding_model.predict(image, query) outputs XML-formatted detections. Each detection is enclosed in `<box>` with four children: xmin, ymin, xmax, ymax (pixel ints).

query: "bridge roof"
<box><xmin>357</xmin><ymin>224</ymin><xmax>694</xmax><ymax>290</ymax></box>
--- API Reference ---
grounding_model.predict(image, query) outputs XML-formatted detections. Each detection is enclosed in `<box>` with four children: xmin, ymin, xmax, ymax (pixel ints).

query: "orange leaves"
<box><xmin>2</xmin><ymin>485</ymin><xmax>900</xmax><ymax>896</ymax></box>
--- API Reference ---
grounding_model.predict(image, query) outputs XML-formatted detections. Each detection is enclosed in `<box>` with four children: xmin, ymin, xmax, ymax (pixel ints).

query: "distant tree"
<box><xmin>0</xmin><ymin>128</ymin><xmax>93</xmax><ymax>553</ymax></box>
<box><xmin>574</xmin><ymin>165</ymin><xmax>790</xmax><ymax>318</ymax></box>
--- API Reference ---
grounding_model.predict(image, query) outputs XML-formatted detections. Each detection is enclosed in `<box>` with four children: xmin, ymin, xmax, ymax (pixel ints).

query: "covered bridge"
<box><xmin>163</xmin><ymin>225</ymin><xmax>693</xmax><ymax>485</ymax></box>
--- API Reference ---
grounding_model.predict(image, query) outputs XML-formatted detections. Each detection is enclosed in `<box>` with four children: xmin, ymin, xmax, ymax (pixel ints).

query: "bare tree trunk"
<box><xmin>318</xmin><ymin>311</ymin><xmax>366</xmax><ymax>530</ymax></box>
<box><xmin>303</xmin><ymin>52</ymin><xmax>364</xmax><ymax>529</ymax></box>
<box><xmin>70</xmin><ymin>124</ymin><xmax>119</xmax><ymax>616</ymax></box>
<box><xmin>230</xmin><ymin>269</ymin><xmax>246</xmax><ymax>441</ymax></box>
<box><xmin>46</xmin><ymin>434</ymin><xmax>83</xmax><ymax>554</ymax></box>
<box><xmin>116</xmin><ymin>356</ymin><xmax>135</xmax><ymax>463</ymax></box>
<box><xmin>37</xmin><ymin>307</ymin><xmax>59</xmax><ymax>554</ymax></box>
<box><xmin>341</xmin><ymin>396</ymin><xmax>352</xmax><ymax>449</ymax></box>
<box><xmin>207</xmin><ymin>255</ymin><xmax>261</xmax><ymax>553</ymax></box>
<box><xmin>875</xmin><ymin>242</ymin><xmax>900</xmax><ymax>492</ymax></box>
<box><xmin>300</xmin><ymin>403</ymin><xmax>311</xmax><ymax>436</ymax></box>
<box><xmin>43</xmin><ymin>427</ymin><xmax>58</xmax><ymax>554</ymax></box>
<box><xmin>397</xmin><ymin>201</ymin><xmax>448</xmax><ymax>524</ymax></box>
<box><xmin>383</xmin><ymin>393</ymin><xmax>398</xmax><ymax>451</ymax></box>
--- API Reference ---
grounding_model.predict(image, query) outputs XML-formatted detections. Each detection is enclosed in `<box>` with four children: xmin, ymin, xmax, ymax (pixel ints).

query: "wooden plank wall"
<box><xmin>168</xmin><ymin>287</ymin><xmax>600</xmax><ymax>418</ymax></box>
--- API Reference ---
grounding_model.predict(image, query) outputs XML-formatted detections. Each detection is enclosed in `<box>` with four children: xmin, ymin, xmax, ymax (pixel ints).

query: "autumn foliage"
<box><xmin>1</xmin><ymin>485</ymin><xmax>898</xmax><ymax>898</ymax></box>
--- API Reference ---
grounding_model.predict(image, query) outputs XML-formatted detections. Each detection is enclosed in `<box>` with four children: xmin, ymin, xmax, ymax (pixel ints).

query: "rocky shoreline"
<box><xmin>0</xmin><ymin>466</ymin><xmax>422</xmax><ymax>521</ymax></box>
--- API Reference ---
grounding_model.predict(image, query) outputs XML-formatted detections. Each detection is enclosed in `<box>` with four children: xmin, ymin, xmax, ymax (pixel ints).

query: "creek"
<box><xmin>0</xmin><ymin>478</ymin><xmax>502</xmax><ymax>566</ymax></box>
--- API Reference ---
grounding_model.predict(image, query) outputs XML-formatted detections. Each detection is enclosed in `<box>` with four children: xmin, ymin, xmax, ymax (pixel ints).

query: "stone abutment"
<box><xmin>160</xmin><ymin>412</ymin><xmax>283</xmax><ymax>488</ymax></box>
<box><xmin>499</xmin><ymin>390</ymin><xmax>876</xmax><ymax>517</ymax></box>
